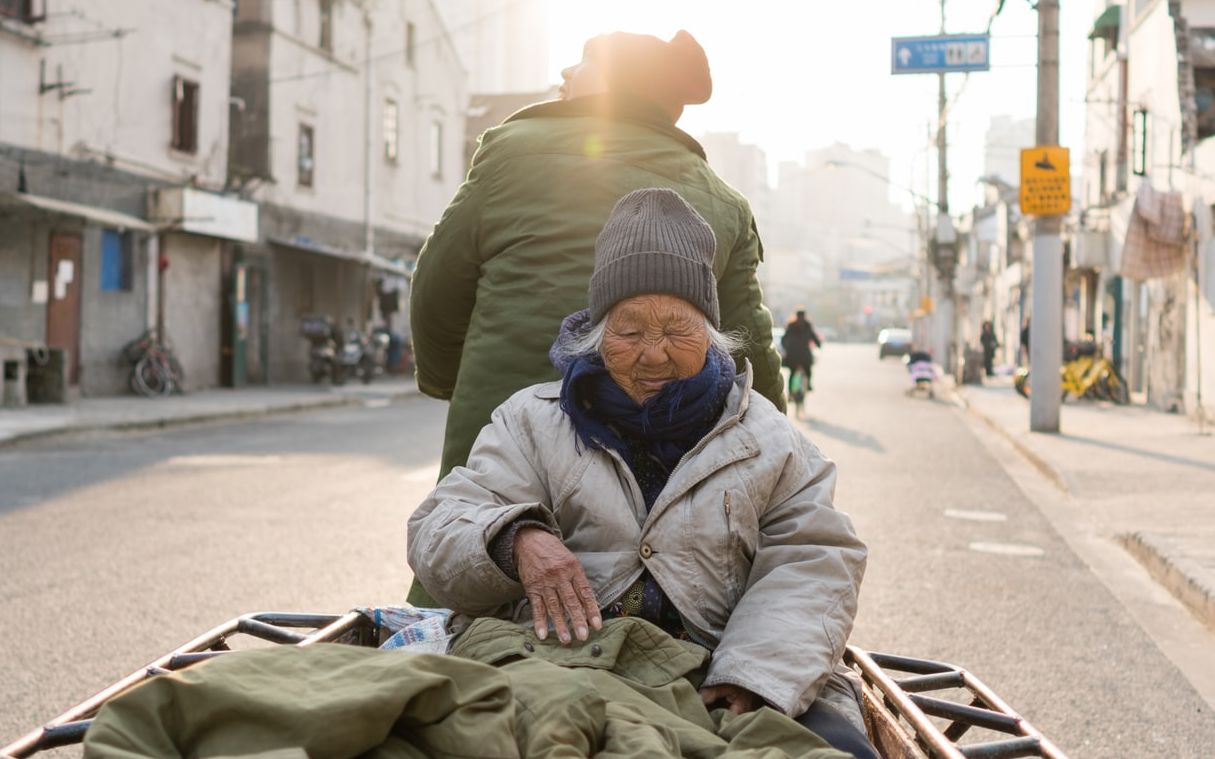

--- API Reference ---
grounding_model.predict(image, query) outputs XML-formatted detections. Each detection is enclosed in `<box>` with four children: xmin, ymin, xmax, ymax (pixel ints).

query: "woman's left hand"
<box><xmin>699</xmin><ymin>684</ymin><xmax>762</xmax><ymax>715</ymax></box>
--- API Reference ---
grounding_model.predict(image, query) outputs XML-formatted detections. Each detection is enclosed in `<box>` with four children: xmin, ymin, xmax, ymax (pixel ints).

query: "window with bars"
<box><xmin>405</xmin><ymin>22</ymin><xmax>416</xmax><ymax>67</ymax></box>
<box><xmin>171</xmin><ymin>76</ymin><xmax>200</xmax><ymax>154</ymax></box>
<box><xmin>1132</xmin><ymin>109</ymin><xmax>1148</xmax><ymax>177</ymax></box>
<box><xmin>319</xmin><ymin>0</ymin><xmax>333</xmax><ymax>52</ymax></box>
<box><xmin>384</xmin><ymin>99</ymin><xmax>399</xmax><ymax>163</ymax></box>
<box><xmin>298</xmin><ymin>123</ymin><xmax>315</xmax><ymax>187</ymax></box>
<box><xmin>429</xmin><ymin>120</ymin><xmax>443</xmax><ymax>178</ymax></box>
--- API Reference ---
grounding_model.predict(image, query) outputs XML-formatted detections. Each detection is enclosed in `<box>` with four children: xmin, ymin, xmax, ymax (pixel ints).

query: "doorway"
<box><xmin>46</xmin><ymin>232</ymin><xmax>82</xmax><ymax>385</ymax></box>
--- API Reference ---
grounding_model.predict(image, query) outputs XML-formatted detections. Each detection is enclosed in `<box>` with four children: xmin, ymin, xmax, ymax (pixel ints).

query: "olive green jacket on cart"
<box><xmin>83</xmin><ymin>618</ymin><xmax>851</xmax><ymax>759</ymax></box>
<box><xmin>409</xmin><ymin>94</ymin><xmax>785</xmax><ymax>483</ymax></box>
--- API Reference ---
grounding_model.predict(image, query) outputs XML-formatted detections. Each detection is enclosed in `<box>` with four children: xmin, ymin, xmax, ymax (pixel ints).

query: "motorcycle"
<box><xmin>300</xmin><ymin>318</ymin><xmax>388</xmax><ymax>385</ymax></box>
<box><xmin>334</xmin><ymin>323</ymin><xmax>390</xmax><ymax>385</ymax></box>
<box><xmin>299</xmin><ymin>316</ymin><xmax>340</xmax><ymax>384</ymax></box>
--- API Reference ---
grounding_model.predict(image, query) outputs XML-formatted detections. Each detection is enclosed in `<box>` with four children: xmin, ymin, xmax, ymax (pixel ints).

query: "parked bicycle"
<box><xmin>1014</xmin><ymin>340</ymin><xmax>1128</xmax><ymax>404</ymax></box>
<box><xmin>121</xmin><ymin>330</ymin><xmax>185</xmax><ymax>398</ymax></box>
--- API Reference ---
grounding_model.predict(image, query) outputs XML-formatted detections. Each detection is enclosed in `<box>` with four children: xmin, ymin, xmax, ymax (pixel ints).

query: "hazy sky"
<box><xmin>546</xmin><ymin>0</ymin><xmax>1093</xmax><ymax>212</ymax></box>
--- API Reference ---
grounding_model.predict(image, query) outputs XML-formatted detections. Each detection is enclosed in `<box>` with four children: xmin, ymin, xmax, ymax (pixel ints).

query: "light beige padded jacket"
<box><xmin>407</xmin><ymin>364</ymin><xmax>867</xmax><ymax>717</ymax></box>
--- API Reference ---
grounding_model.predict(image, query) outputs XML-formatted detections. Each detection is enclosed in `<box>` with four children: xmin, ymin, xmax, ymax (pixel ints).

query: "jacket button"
<box><xmin>639</xmin><ymin>543</ymin><xmax>653</xmax><ymax>559</ymax></box>
<box><xmin>590</xmin><ymin>644</ymin><xmax>603</xmax><ymax>657</ymax></box>
<box><xmin>523</xmin><ymin>641</ymin><xmax>535</xmax><ymax>653</ymax></box>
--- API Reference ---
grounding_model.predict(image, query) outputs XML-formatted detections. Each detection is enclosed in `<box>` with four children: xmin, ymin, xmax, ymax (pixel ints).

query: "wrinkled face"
<box><xmin>559</xmin><ymin>55</ymin><xmax>608</xmax><ymax>100</ymax></box>
<box><xmin>601</xmin><ymin>294</ymin><xmax>709</xmax><ymax>404</ymax></box>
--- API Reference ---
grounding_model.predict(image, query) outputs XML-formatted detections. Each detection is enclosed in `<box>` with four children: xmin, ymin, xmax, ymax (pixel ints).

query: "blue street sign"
<box><xmin>891</xmin><ymin>34</ymin><xmax>990</xmax><ymax>75</ymax></box>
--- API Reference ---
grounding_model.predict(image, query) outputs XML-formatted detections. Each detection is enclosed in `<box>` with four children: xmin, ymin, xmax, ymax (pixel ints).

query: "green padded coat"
<box><xmin>409</xmin><ymin>94</ymin><xmax>785</xmax><ymax>484</ymax></box>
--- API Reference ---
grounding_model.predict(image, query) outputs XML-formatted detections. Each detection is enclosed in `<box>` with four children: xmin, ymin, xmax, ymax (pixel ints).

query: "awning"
<box><xmin>1088</xmin><ymin>5</ymin><xmax>1120</xmax><ymax>40</ymax></box>
<box><xmin>269</xmin><ymin>235</ymin><xmax>410</xmax><ymax>277</ymax></box>
<box><xmin>0</xmin><ymin>191</ymin><xmax>155</xmax><ymax>231</ymax></box>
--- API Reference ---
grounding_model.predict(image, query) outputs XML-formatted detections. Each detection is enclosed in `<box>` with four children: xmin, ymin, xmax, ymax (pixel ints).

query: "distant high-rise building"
<box><xmin>436</xmin><ymin>0</ymin><xmax>550</xmax><ymax>95</ymax></box>
<box><xmin>983</xmin><ymin>115</ymin><xmax>1035</xmax><ymax>188</ymax></box>
<box><xmin>700</xmin><ymin>132</ymin><xmax>771</xmax><ymax>231</ymax></box>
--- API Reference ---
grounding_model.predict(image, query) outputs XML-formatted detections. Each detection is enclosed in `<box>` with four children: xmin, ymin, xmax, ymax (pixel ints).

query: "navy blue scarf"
<box><xmin>550</xmin><ymin>310</ymin><xmax>737</xmax><ymax>474</ymax></box>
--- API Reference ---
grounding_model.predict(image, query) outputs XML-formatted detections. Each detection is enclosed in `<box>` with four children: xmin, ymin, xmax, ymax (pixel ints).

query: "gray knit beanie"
<box><xmin>588</xmin><ymin>188</ymin><xmax>719</xmax><ymax>327</ymax></box>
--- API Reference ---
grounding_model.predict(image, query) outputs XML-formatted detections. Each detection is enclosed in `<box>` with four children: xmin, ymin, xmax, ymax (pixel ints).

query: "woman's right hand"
<box><xmin>513</xmin><ymin>527</ymin><xmax>602</xmax><ymax>644</ymax></box>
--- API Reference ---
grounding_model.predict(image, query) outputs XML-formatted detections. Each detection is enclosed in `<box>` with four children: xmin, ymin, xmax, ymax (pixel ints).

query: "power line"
<box><xmin>269</xmin><ymin>0</ymin><xmax>529</xmax><ymax>85</ymax></box>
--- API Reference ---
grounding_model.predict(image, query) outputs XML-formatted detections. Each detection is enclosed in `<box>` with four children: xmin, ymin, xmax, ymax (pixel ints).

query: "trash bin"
<box><xmin>961</xmin><ymin>347</ymin><xmax>985</xmax><ymax>385</ymax></box>
<box><xmin>2</xmin><ymin>357</ymin><xmax>27</xmax><ymax>407</ymax></box>
<box><xmin>26</xmin><ymin>347</ymin><xmax>68</xmax><ymax>404</ymax></box>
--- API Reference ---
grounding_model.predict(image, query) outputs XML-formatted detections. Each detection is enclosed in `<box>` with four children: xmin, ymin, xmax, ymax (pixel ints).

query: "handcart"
<box><xmin>1</xmin><ymin>610</ymin><xmax>1068</xmax><ymax>759</ymax></box>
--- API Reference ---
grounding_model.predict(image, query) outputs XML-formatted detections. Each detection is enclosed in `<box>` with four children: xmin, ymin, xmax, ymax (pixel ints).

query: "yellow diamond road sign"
<box><xmin>1020</xmin><ymin>146</ymin><xmax>1070</xmax><ymax>216</ymax></box>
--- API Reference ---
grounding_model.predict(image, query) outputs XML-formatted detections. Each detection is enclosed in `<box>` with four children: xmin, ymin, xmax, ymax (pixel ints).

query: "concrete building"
<box><xmin>1077</xmin><ymin>0</ymin><xmax>1215</xmax><ymax>417</ymax></box>
<box><xmin>229</xmin><ymin>0</ymin><xmax>467</xmax><ymax>381</ymax></box>
<box><xmin>699</xmin><ymin>132</ymin><xmax>777</xmax><ymax>303</ymax></box>
<box><xmin>954</xmin><ymin>187</ymin><xmax>1033</xmax><ymax>375</ymax></box>
<box><xmin>463</xmin><ymin>87</ymin><xmax>558</xmax><ymax>168</ymax></box>
<box><xmin>1</xmin><ymin>0</ymin><xmax>256</xmax><ymax>399</ymax></box>
<box><xmin>983</xmin><ymin>116</ymin><xmax>1036</xmax><ymax>192</ymax></box>
<box><xmin>434</xmin><ymin>0</ymin><xmax>549</xmax><ymax>95</ymax></box>
<box><xmin>767</xmin><ymin>144</ymin><xmax>916</xmax><ymax>338</ymax></box>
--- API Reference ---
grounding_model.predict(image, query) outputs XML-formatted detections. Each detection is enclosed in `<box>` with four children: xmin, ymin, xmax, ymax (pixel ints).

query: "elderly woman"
<box><xmin>407</xmin><ymin>189</ymin><xmax>874</xmax><ymax>759</ymax></box>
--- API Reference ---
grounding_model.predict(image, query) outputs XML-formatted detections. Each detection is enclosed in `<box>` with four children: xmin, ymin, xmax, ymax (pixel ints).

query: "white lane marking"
<box><xmin>968</xmin><ymin>542</ymin><xmax>1045</xmax><ymax>558</ymax></box>
<box><xmin>165</xmin><ymin>455</ymin><xmax>284</xmax><ymax>467</ymax></box>
<box><xmin>944</xmin><ymin>509</ymin><xmax>1009</xmax><ymax>523</ymax></box>
<box><xmin>401</xmin><ymin>463</ymin><xmax>441</xmax><ymax>484</ymax></box>
<box><xmin>363</xmin><ymin>398</ymin><xmax>391</xmax><ymax>409</ymax></box>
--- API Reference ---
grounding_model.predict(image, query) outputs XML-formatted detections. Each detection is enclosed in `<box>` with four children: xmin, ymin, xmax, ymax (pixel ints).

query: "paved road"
<box><xmin>0</xmin><ymin>395</ymin><xmax>450</xmax><ymax>749</ymax></box>
<box><xmin>807</xmin><ymin>345</ymin><xmax>1215</xmax><ymax>758</ymax></box>
<box><xmin>2</xmin><ymin>345</ymin><xmax>1213</xmax><ymax>757</ymax></box>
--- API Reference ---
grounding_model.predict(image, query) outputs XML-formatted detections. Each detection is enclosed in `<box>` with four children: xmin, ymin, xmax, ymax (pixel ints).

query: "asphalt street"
<box><xmin>2</xmin><ymin>344</ymin><xmax>1213</xmax><ymax>757</ymax></box>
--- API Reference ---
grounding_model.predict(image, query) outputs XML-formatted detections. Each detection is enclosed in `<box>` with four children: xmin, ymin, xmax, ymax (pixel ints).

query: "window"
<box><xmin>1132</xmin><ymin>109</ymin><xmax>1148</xmax><ymax>177</ymax></box>
<box><xmin>171</xmin><ymin>76</ymin><xmax>200</xmax><ymax>153</ymax></box>
<box><xmin>429</xmin><ymin>120</ymin><xmax>443</xmax><ymax>178</ymax></box>
<box><xmin>383</xmin><ymin>99</ymin><xmax>399</xmax><ymax>162</ymax></box>
<box><xmin>1098</xmin><ymin>149</ymin><xmax>1108</xmax><ymax>201</ymax></box>
<box><xmin>298</xmin><ymin>123</ymin><xmax>315</xmax><ymax>187</ymax></box>
<box><xmin>0</xmin><ymin>0</ymin><xmax>44</xmax><ymax>22</ymax></box>
<box><xmin>1192</xmin><ymin>30</ymin><xmax>1215</xmax><ymax>141</ymax></box>
<box><xmin>100</xmin><ymin>230</ymin><xmax>133</xmax><ymax>292</ymax></box>
<box><xmin>405</xmin><ymin>22</ymin><xmax>416</xmax><ymax>67</ymax></box>
<box><xmin>319</xmin><ymin>0</ymin><xmax>333</xmax><ymax>52</ymax></box>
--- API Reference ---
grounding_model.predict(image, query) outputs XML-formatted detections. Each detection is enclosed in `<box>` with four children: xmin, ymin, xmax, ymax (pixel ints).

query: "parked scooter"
<box><xmin>904</xmin><ymin>350</ymin><xmax>937</xmax><ymax>399</ymax></box>
<box><xmin>334</xmin><ymin>322</ymin><xmax>390</xmax><ymax>385</ymax></box>
<box><xmin>300</xmin><ymin>316</ymin><xmax>340</xmax><ymax>384</ymax></box>
<box><xmin>300</xmin><ymin>317</ymin><xmax>390</xmax><ymax>385</ymax></box>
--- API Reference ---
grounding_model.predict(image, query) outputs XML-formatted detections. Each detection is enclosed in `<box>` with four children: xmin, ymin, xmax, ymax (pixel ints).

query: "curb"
<box><xmin>1120</xmin><ymin>532</ymin><xmax>1215</xmax><ymax>635</ymax></box>
<box><xmin>0</xmin><ymin>387</ymin><xmax>417</xmax><ymax>449</ymax></box>
<box><xmin>950</xmin><ymin>386</ymin><xmax>1070</xmax><ymax>494</ymax></box>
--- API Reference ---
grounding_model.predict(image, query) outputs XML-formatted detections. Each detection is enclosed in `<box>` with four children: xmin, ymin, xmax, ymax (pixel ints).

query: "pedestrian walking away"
<box><xmin>782</xmin><ymin>309</ymin><xmax>822</xmax><ymax>393</ymax></box>
<box><xmin>980</xmin><ymin>320</ymin><xmax>999</xmax><ymax>377</ymax></box>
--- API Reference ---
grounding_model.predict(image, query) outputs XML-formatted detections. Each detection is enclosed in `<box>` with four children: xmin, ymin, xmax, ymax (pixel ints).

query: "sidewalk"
<box><xmin>957</xmin><ymin>376</ymin><xmax>1215</xmax><ymax>634</ymax></box>
<box><xmin>0</xmin><ymin>378</ymin><xmax>419</xmax><ymax>447</ymax></box>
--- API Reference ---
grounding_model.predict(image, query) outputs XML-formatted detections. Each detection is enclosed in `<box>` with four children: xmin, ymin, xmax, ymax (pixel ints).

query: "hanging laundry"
<box><xmin>1120</xmin><ymin>181</ymin><xmax>1190</xmax><ymax>280</ymax></box>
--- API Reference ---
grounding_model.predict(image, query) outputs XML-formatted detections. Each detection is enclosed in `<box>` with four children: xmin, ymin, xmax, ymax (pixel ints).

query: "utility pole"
<box><xmin>934</xmin><ymin>0</ymin><xmax>955</xmax><ymax>372</ymax></box>
<box><xmin>1030</xmin><ymin>0</ymin><xmax>1063</xmax><ymax>431</ymax></box>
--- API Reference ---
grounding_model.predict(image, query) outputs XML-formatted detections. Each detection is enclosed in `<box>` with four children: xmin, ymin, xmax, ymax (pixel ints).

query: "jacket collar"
<box><xmin>534</xmin><ymin>359</ymin><xmax>755</xmax><ymax>418</ymax></box>
<box><xmin>504</xmin><ymin>94</ymin><xmax>707</xmax><ymax>160</ymax></box>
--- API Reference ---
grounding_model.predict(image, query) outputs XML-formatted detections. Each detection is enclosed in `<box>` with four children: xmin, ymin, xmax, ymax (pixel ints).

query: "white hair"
<box><xmin>555</xmin><ymin>316</ymin><xmax>747</xmax><ymax>360</ymax></box>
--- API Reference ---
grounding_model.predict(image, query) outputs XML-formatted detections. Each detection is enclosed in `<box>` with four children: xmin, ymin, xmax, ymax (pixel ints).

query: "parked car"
<box><xmin>877</xmin><ymin>328</ymin><xmax>912</xmax><ymax>359</ymax></box>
